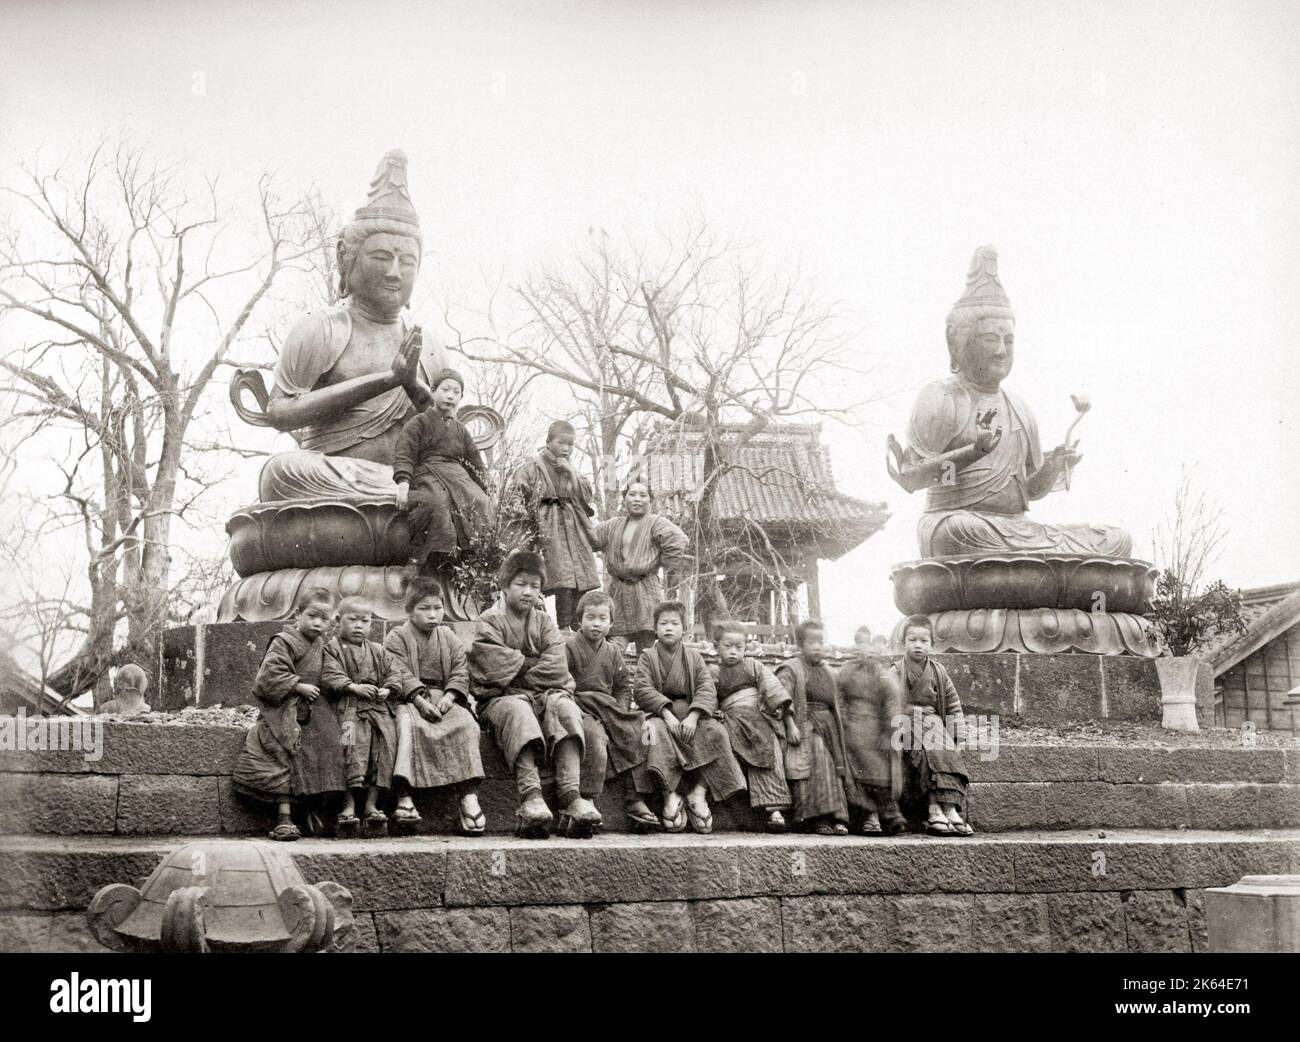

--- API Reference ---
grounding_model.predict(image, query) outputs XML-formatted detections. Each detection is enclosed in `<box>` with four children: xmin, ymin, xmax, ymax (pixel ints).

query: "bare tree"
<box><xmin>448</xmin><ymin>221</ymin><xmax>880</xmax><ymax>631</ymax></box>
<box><xmin>0</xmin><ymin>141</ymin><xmax>325</xmax><ymax>697</ymax></box>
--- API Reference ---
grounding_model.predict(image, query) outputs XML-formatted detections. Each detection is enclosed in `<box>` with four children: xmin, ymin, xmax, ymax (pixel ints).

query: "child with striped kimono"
<box><xmin>632</xmin><ymin>601</ymin><xmax>746</xmax><ymax>834</ymax></box>
<box><xmin>383</xmin><ymin>577</ymin><xmax>486</xmax><ymax>835</ymax></box>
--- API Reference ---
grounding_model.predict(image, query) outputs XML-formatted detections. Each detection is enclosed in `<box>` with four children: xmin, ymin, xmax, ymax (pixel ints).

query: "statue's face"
<box><xmin>961</xmin><ymin>315</ymin><xmax>1015</xmax><ymax>388</ymax></box>
<box><xmin>347</xmin><ymin>232</ymin><xmax>419</xmax><ymax>313</ymax></box>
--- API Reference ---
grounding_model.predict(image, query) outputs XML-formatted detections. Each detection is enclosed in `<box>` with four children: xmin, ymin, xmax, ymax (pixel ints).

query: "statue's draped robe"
<box><xmin>467</xmin><ymin>604</ymin><xmax>586</xmax><ymax>770</ymax></box>
<box><xmin>383</xmin><ymin>622</ymin><xmax>485</xmax><ymax>791</ymax></box>
<box><xmin>233</xmin><ymin>627</ymin><xmax>346</xmax><ymax>802</ymax></box>
<box><xmin>890</xmin><ymin>655</ymin><xmax>969</xmax><ymax>811</ymax></box>
<box><xmin>590</xmin><ymin>514</ymin><xmax>689</xmax><ymax>640</ymax></box>
<box><xmin>712</xmin><ymin>658</ymin><xmax>792</xmax><ymax>811</ymax></box>
<box><xmin>321</xmin><ymin>637</ymin><xmax>414</xmax><ymax>790</ymax></box>
<box><xmin>566</xmin><ymin>632</ymin><xmax>646</xmax><ymax>777</ymax></box>
<box><xmin>907</xmin><ymin>376</ymin><xmax>1132</xmax><ymax>558</ymax></box>
<box><xmin>257</xmin><ymin>305</ymin><xmax>448</xmax><ymax>501</ymax></box>
<box><xmin>632</xmin><ymin>642</ymin><xmax>746</xmax><ymax>802</ymax></box>
<box><xmin>391</xmin><ymin>408</ymin><xmax>493</xmax><ymax>561</ymax></box>
<box><xmin>507</xmin><ymin>452</ymin><xmax>599</xmax><ymax>594</ymax></box>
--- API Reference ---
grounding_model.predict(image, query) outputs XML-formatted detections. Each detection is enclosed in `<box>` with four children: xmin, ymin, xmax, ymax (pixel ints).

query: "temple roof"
<box><xmin>642</xmin><ymin>421</ymin><xmax>889</xmax><ymax>561</ymax></box>
<box><xmin>1201</xmin><ymin>580</ymin><xmax>1300</xmax><ymax>676</ymax></box>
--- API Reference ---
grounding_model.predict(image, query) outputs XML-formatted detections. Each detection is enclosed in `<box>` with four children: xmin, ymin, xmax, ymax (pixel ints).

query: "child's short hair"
<box><xmin>336</xmin><ymin>596</ymin><xmax>373</xmax><ymax>619</ymax></box>
<box><xmin>115</xmin><ymin>663</ymin><xmax>148</xmax><ymax>693</ymax></box>
<box><xmin>404</xmin><ymin>576</ymin><xmax>444</xmax><ymax>612</ymax></box>
<box><xmin>902</xmin><ymin>614</ymin><xmax>934</xmax><ymax>640</ymax></box>
<box><xmin>712</xmin><ymin>620</ymin><xmax>746</xmax><ymax>644</ymax></box>
<box><xmin>295</xmin><ymin>586</ymin><xmax>335</xmax><ymax>614</ymax></box>
<box><xmin>499</xmin><ymin>549</ymin><xmax>546</xmax><ymax>588</ymax></box>
<box><xmin>795</xmin><ymin>619</ymin><xmax>825</xmax><ymax>646</ymax></box>
<box><xmin>430</xmin><ymin>368</ymin><xmax>465</xmax><ymax>393</ymax></box>
<box><xmin>576</xmin><ymin>589</ymin><xmax>613</xmax><ymax>618</ymax></box>
<box><xmin>546</xmin><ymin>419</ymin><xmax>576</xmax><ymax>443</ymax></box>
<box><xmin>854</xmin><ymin>624</ymin><xmax>873</xmax><ymax>643</ymax></box>
<box><xmin>623</xmin><ymin>477</ymin><xmax>652</xmax><ymax>498</ymax></box>
<box><xmin>653</xmin><ymin>600</ymin><xmax>687</xmax><ymax>627</ymax></box>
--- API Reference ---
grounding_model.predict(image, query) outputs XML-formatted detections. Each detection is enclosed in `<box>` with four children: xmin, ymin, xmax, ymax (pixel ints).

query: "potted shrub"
<box><xmin>1147</xmin><ymin>572</ymin><xmax>1246</xmax><ymax>731</ymax></box>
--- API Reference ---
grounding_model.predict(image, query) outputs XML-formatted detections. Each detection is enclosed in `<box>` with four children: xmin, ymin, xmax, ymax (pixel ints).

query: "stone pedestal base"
<box><xmin>891</xmin><ymin>608</ymin><xmax>1160</xmax><ymax>657</ymax></box>
<box><xmin>1206</xmin><ymin>875</ymin><xmax>1300</xmax><ymax>952</ymax></box>
<box><xmin>217</xmin><ymin>565</ymin><xmax>477</xmax><ymax>624</ymax></box>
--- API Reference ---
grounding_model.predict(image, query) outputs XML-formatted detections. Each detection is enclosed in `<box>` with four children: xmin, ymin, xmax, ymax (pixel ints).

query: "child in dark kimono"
<box><xmin>233</xmin><ymin>587</ymin><xmax>345</xmax><ymax>841</ymax></box>
<box><xmin>322</xmin><ymin>597</ymin><xmax>416</xmax><ymax>838</ymax></box>
<box><xmin>711</xmin><ymin>622</ymin><xmax>793</xmax><ymax>832</ymax></box>
<box><xmin>565</xmin><ymin>590</ymin><xmax>658</xmax><ymax>831</ymax></box>
<box><xmin>837</xmin><ymin>625</ymin><xmax>908</xmax><ymax>836</ymax></box>
<box><xmin>891</xmin><ymin>615</ymin><xmax>973</xmax><ymax>836</ymax></box>
<box><xmin>633</xmin><ymin>601</ymin><xmax>746</xmax><ymax>834</ymax></box>
<box><xmin>506</xmin><ymin>420</ymin><xmax>599</xmax><ymax>631</ymax></box>
<box><xmin>468</xmin><ymin>550</ymin><xmax>603</xmax><ymax>838</ymax></box>
<box><xmin>384</xmin><ymin>577</ymin><xmax>486</xmax><ymax>834</ymax></box>
<box><xmin>776</xmin><ymin>620</ymin><xmax>850</xmax><ymax>836</ymax></box>
<box><xmin>393</xmin><ymin>368</ymin><xmax>494</xmax><ymax>570</ymax></box>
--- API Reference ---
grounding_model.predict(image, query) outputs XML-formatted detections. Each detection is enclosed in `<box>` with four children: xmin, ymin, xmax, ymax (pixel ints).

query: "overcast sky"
<box><xmin>3</xmin><ymin>0</ymin><xmax>1298</xmax><ymax>643</ymax></box>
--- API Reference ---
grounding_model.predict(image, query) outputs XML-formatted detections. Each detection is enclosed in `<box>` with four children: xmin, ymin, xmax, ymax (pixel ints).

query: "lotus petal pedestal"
<box><xmin>890</xmin><ymin>553</ymin><xmax>1160</xmax><ymax>657</ymax></box>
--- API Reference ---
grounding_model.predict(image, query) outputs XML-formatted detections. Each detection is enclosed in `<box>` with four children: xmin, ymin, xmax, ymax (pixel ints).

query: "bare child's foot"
<box><xmin>925</xmin><ymin>800</ymin><xmax>954</xmax><ymax>835</ymax></box>
<box><xmin>944</xmin><ymin>803</ymin><xmax>974</xmax><ymax>835</ymax></box>
<box><xmin>458</xmin><ymin>792</ymin><xmax>486</xmax><ymax>834</ymax></box>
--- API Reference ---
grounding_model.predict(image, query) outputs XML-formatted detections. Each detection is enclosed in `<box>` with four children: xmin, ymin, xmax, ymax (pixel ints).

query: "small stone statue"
<box><xmin>886</xmin><ymin>245</ymin><xmax>1132</xmax><ymax>559</ymax></box>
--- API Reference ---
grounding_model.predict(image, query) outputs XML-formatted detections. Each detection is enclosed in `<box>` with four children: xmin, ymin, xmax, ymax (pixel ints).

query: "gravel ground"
<box><xmin>1000</xmin><ymin>719</ymin><xmax>1297</xmax><ymax>748</ymax></box>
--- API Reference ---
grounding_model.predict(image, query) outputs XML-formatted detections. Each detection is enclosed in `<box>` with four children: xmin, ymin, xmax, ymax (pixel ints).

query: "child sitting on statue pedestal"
<box><xmin>321</xmin><ymin>597</ymin><xmax>416</xmax><ymax>838</ymax></box>
<box><xmin>233</xmin><ymin>587</ymin><xmax>346</xmax><ymax>842</ymax></box>
<box><xmin>632</xmin><ymin>601</ymin><xmax>746</xmax><ymax>834</ymax></box>
<box><xmin>890</xmin><ymin>615</ymin><xmax>974</xmax><ymax>837</ymax></box>
<box><xmin>99</xmin><ymin>664</ymin><xmax>151</xmax><ymax>716</ymax></box>
<box><xmin>468</xmin><ymin>550</ymin><xmax>603</xmax><ymax>838</ymax></box>
<box><xmin>392</xmin><ymin>368</ymin><xmax>494</xmax><ymax>573</ymax></box>
<box><xmin>710</xmin><ymin>622</ymin><xmax>795</xmax><ymax>833</ymax></box>
<box><xmin>505</xmin><ymin>420</ymin><xmax>599</xmax><ymax>631</ymax></box>
<box><xmin>384</xmin><ymin>577</ymin><xmax>486</xmax><ymax>835</ymax></box>
<box><xmin>565</xmin><ymin>590</ymin><xmax>660</xmax><ymax>832</ymax></box>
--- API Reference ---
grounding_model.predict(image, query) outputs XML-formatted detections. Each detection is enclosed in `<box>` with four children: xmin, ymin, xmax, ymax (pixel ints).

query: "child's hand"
<box><xmin>415</xmin><ymin>695</ymin><xmax>441</xmax><ymax>722</ymax></box>
<box><xmin>784</xmin><ymin>716</ymin><xmax>802</xmax><ymax>745</ymax></box>
<box><xmin>351</xmin><ymin>683</ymin><xmax>380</xmax><ymax>700</ymax></box>
<box><xmin>377</xmin><ymin>687</ymin><xmax>392</xmax><ymax>701</ymax></box>
<box><xmin>435</xmin><ymin>692</ymin><xmax>456</xmax><ymax>716</ymax></box>
<box><xmin>679</xmin><ymin>710</ymin><xmax>700</xmax><ymax>744</ymax></box>
<box><xmin>395</xmin><ymin>481</ymin><xmax>410</xmax><ymax>511</ymax></box>
<box><xmin>295</xmin><ymin>683</ymin><xmax>320</xmax><ymax>702</ymax></box>
<box><xmin>660</xmin><ymin>708</ymin><xmax>682</xmax><ymax>740</ymax></box>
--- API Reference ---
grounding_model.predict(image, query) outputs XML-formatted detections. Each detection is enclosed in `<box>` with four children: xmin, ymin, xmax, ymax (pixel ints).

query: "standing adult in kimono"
<box><xmin>588</xmin><ymin>480</ymin><xmax>689</xmax><ymax>653</ymax></box>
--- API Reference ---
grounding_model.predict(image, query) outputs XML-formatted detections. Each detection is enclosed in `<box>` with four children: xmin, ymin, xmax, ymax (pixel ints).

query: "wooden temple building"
<box><xmin>641</xmin><ymin>422</ymin><xmax>889</xmax><ymax>640</ymax></box>
<box><xmin>1202</xmin><ymin>580</ymin><xmax>1300</xmax><ymax>732</ymax></box>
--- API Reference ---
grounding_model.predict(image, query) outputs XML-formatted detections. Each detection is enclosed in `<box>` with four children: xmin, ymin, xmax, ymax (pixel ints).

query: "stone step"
<box><xmin>3</xmin><ymin>828</ymin><xmax>1298</xmax><ymax>952</ymax></box>
<box><xmin>2</xmin><ymin>721</ymin><xmax>1296</xmax><ymax>837</ymax></box>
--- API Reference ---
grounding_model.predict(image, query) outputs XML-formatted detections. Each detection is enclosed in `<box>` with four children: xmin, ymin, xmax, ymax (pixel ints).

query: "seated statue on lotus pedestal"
<box><xmin>219</xmin><ymin>150</ymin><xmax>501</xmax><ymax>623</ymax></box>
<box><xmin>886</xmin><ymin>245</ymin><xmax>1158</xmax><ymax>657</ymax></box>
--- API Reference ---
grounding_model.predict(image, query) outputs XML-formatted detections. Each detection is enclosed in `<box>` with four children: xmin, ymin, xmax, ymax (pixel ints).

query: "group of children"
<box><xmin>234</xmin><ymin>545</ymin><xmax>975</xmax><ymax>840</ymax></box>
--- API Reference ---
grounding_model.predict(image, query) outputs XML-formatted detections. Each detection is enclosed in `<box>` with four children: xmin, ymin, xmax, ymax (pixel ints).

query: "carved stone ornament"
<box><xmin>86</xmin><ymin>841</ymin><xmax>354</xmax><ymax>953</ymax></box>
<box><xmin>890</xmin><ymin>607</ymin><xmax>1160</xmax><ymax>657</ymax></box>
<box><xmin>217</xmin><ymin>565</ymin><xmax>476</xmax><ymax>623</ymax></box>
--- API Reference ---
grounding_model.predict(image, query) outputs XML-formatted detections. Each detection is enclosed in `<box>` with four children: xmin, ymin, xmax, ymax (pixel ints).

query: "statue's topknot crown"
<box><xmin>952</xmin><ymin>244</ymin><xmax>1011</xmax><ymax>312</ymax></box>
<box><xmin>352</xmin><ymin>149</ymin><xmax>420</xmax><ymax>230</ymax></box>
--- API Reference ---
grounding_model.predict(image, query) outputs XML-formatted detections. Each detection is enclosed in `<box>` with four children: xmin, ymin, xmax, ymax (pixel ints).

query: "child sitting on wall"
<box><xmin>710</xmin><ymin>621</ymin><xmax>795</xmax><ymax>833</ymax></box>
<box><xmin>565</xmin><ymin>590</ymin><xmax>659</xmax><ymax>831</ymax></box>
<box><xmin>384</xmin><ymin>577</ymin><xmax>486</xmax><ymax>834</ymax></box>
<box><xmin>468</xmin><ymin>550</ymin><xmax>603</xmax><ymax>838</ymax></box>
<box><xmin>890</xmin><ymin>614</ymin><xmax>973</xmax><ymax>836</ymax></box>
<box><xmin>233</xmin><ymin>587</ymin><xmax>347</xmax><ymax>841</ymax></box>
<box><xmin>632</xmin><ymin>601</ymin><xmax>746</xmax><ymax>834</ymax></box>
<box><xmin>322</xmin><ymin>597</ymin><xmax>418</xmax><ymax>837</ymax></box>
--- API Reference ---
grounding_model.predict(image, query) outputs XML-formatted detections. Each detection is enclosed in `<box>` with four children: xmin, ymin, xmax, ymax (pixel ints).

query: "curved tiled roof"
<box><xmin>642</xmin><ymin>422</ymin><xmax>889</xmax><ymax>560</ymax></box>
